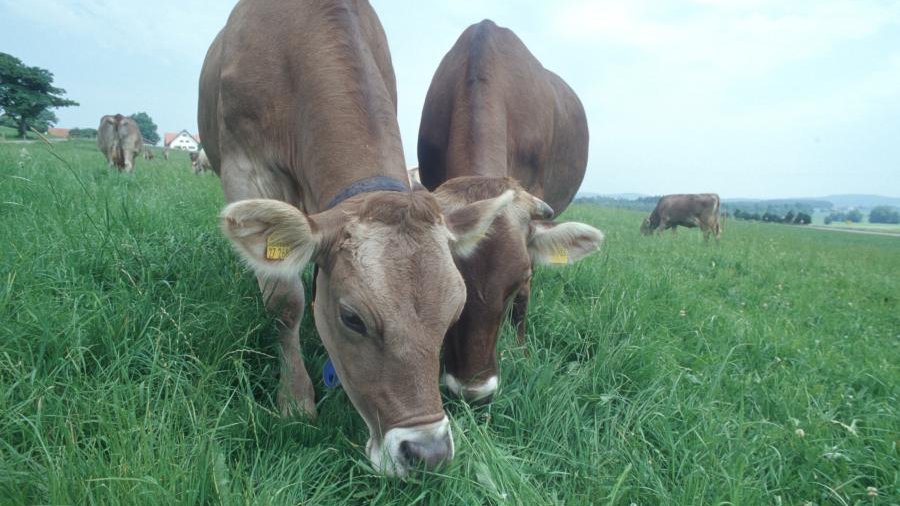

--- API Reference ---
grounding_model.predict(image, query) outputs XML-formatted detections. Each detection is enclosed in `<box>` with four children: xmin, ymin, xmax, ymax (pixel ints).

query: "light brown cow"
<box><xmin>199</xmin><ymin>0</ymin><xmax>511</xmax><ymax>476</ymax></box>
<box><xmin>97</xmin><ymin>114</ymin><xmax>143</xmax><ymax>172</ymax></box>
<box><xmin>640</xmin><ymin>193</ymin><xmax>721</xmax><ymax>240</ymax></box>
<box><xmin>142</xmin><ymin>148</ymin><xmax>154</xmax><ymax>161</ymax></box>
<box><xmin>191</xmin><ymin>148</ymin><xmax>211</xmax><ymax>174</ymax></box>
<box><xmin>418</xmin><ymin>20</ymin><xmax>603</xmax><ymax>404</ymax></box>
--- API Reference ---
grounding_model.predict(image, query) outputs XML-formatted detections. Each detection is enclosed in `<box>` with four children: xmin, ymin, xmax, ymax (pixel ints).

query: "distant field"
<box><xmin>811</xmin><ymin>223</ymin><xmax>900</xmax><ymax>236</ymax></box>
<box><xmin>811</xmin><ymin>210</ymin><xmax>900</xmax><ymax>235</ymax></box>
<box><xmin>1</xmin><ymin>141</ymin><xmax>897</xmax><ymax>505</ymax></box>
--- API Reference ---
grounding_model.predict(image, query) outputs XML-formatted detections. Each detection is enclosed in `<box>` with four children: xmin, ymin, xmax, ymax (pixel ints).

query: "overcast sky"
<box><xmin>1</xmin><ymin>0</ymin><xmax>898</xmax><ymax>198</ymax></box>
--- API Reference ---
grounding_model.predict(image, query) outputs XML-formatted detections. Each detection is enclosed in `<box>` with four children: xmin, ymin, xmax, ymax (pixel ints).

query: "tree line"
<box><xmin>730</xmin><ymin>209</ymin><xmax>812</xmax><ymax>225</ymax></box>
<box><xmin>825</xmin><ymin>206</ymin><xmax>900</xmax><ymax>225</ymax></box>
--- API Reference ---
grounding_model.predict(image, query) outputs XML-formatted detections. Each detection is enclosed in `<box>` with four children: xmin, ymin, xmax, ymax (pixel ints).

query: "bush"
<box><xmin>868</xmin><ymin>206</ymin><xmax>900</xmax><ymax>224</ymax></box>
<box><xmin>846</xmin><ymin>209</ymin><xmax>863</xmax><ymax>223</ymax></box>
<box><xmin>825</xmin><ymin>211</ymin><xmax>846</xmax><ymax>224</ymax></box>
<box><xmin>762</xmin><ymin>212</ymin><xmax>783</xmax><ymax>223</ymax></box>
<box><xmin>794</xmin><ymin>212</ymin><xmax>812</xmax><ymax>225</ymax></box>
<box><xmin>69</xmin><ymin>127</ymin><xmax>97</xmax><ymax>139</ymax></box>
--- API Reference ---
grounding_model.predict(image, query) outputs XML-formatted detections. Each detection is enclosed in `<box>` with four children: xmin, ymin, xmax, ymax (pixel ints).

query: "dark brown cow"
<box><xmin>418</xmin><ymin>20</ymin><xmax>603</xmax><ymax>404</ymax></box>
<box><xmin>640</xmin><ymin>193</ymin><xmax>721</xmax><ymax>240</ymax></box>
<box><xmin>97</xmin><ymin>114</ymin><xmax>143</xmax><ymax>172</ymax></box>
<box><xmin>199</xmin><ymin>0</ymin><xmax>512</xmax><ymax>476</ymax></box>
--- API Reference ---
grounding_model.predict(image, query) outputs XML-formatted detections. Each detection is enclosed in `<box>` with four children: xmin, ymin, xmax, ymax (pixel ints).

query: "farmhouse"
<box><xmin>163</xmin><ymin>130</ymin><xmax>200</xmax><ymax>152</ymax></box>
<box><xmin>46</xmin><ymin>127</ymin><xmax>70</xmax><ymax>139</ymax></box>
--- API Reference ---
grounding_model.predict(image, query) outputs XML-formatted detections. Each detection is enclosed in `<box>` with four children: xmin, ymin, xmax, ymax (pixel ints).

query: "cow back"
<box><xmin>418</xmin><ymin>19</ymin><xmax>588</xmax><ymax>215</ymax></box>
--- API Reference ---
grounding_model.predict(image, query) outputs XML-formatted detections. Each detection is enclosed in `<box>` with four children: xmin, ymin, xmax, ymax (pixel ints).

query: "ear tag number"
<box><xmin>265</xmin><ymin>236</ymin><xmax>290</xmax><ymax>261</ymax></box>
<box><xmin>549</xmin><ymin>248</ymin><xmax>569</xmax><ymax>265</ymax></box>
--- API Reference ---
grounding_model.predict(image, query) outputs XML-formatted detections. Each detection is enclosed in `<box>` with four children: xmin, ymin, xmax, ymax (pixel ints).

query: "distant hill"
<box><xmin>820</xmin><ymin>194</ymin><xmax>900</xmax><ymax>208</ymax></box>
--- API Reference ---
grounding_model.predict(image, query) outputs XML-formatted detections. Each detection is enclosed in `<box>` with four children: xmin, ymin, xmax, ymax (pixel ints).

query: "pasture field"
<box><xmin>1</xmin><ymin>141</ymin><xmax>897</xmax><ymax>505</ymax></box>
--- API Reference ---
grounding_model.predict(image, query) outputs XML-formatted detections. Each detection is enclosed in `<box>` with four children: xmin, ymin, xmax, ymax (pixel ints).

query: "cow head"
<box><xmin>220</xmin><ymin>189</ymin><xmax>513</xmax><ymax>476</ymax></box>
<box><xmin>640</xmin><ymin>217</ymin><xmax>653</xmax><ymax>235</ymax></box>
<box><xmin>433</xmin><ymin>176</ymin><xmax>604</xmax><ymax>404</ymax></box>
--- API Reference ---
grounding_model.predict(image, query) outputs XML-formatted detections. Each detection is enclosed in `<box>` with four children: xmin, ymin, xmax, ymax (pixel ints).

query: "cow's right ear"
<box><xmin>220</xmin><ymin>199</ymin><xmax>321</xmax><ymax>278</ymax></box>
<box><xmin>446</xmin><ymin>190</ymin><xmax>515</xmax><ymax>257</ymax></box>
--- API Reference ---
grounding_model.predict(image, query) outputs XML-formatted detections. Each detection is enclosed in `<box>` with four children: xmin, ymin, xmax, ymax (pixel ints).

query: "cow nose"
<box><xmin>399</xmin><ymin>433</ymin><xmax>453</xmax><ymax>470</ymax></box>
<box><xmin>469</xmin><ymin>392</ymin><xmax>494</xmax><ymax>406</ymax></box>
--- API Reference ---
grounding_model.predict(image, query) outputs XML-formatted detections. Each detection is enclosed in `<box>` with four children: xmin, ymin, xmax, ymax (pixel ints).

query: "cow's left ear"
<box><xmin>528</xmin><ymin>220</ymin><xmax>604</xmax><ymax>266</ymax></box>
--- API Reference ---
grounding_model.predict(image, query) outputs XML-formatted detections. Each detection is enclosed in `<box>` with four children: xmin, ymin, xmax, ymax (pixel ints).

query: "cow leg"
<box><xmin>258</xmin><ymin>275</ymin><xmax>317</xmax><ymax>418</ymax></box>
<box><xmin>511</xmin><ymin>279</ymin><xmax>531</xmax><ymax>348</ymax></box>
<box><xmin>220</xmin><ymin>152</ymin><xmax>315</xmax><ymax>418</ymax></box>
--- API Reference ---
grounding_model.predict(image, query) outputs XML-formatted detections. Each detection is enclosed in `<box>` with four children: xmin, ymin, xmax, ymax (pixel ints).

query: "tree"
<box><xmin>783</xmin><ymin>210</ymin><xmax>795</xmax><ymax>224</ymax></box>
<box><xmin>762</xmin><ymin>212</ymin><xmax>782</xmax><ymax>223</ymax></box>
<box><xmin>846</xmin><ymin>209</ymin><xmax>863</xmax><ymax>223</ymax></box>
<box><xmin>33</xmin><ymin>109</ymin><xmax>58</xmax><ymax>132</ymax></box>
<box><xmin>794</xmin><ymin>212</ymin><xmax>812</xmax><ymax>225</ymax></box>
<box><xmin>868</xmin><ymin>206</ymin><xmax>900</xmax><ymax>224</ymax></box>
<box><xmin>129</xmin><ymin>112</ymin><xmax>160</xmax><ymax>145</ymax></box>
<box><xmin>69</xmin><ymin>127</ymin><xmax>98</xmax><ymax>139</ymax></box>
<box><xmin>825</xmin><ymin>211</ymin><xmax>845</xmax><ymax>224</ymax></box>
<box><xmin>0</xmin><ymin>52</ymin><xmax>77</xmax><ymax>138</ymax></box>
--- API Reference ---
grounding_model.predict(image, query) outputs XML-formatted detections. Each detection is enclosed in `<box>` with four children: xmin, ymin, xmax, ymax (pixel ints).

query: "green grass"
<box><xmin>1</xmin><ymin>141</ymin><xmax>897</xmax><ymax>505</ymax></box>
<box><xmin>0</xmin><ymin>125</ymin><xmax>43</xmax><ymax>141</ymax></box>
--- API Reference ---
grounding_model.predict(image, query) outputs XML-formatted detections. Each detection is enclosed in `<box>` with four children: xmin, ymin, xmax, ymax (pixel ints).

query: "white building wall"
<box><xmin>169</xmin><ymin>133</ymin><xmax>199</xmax><ymax>152</ymax></box>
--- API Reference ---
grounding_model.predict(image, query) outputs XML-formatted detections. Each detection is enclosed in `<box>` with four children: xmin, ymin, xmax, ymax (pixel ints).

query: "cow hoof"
<box><xmin>278</xmin><ymin>392</ymin><xmax>317</xmax><ymax>419</ymax></box>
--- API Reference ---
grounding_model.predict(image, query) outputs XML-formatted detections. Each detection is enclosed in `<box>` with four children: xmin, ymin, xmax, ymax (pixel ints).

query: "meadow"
<box><xmin>0</xmin><ymin>140</ymin><xmax>897</xmax><ymax>505</ymax></box>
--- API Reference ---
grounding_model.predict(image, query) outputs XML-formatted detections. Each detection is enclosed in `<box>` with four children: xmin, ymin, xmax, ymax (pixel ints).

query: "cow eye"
<box><xmin>339</xmin><ymin>306</ymin><xmax>367</xmax><ymax>335</ymax></box>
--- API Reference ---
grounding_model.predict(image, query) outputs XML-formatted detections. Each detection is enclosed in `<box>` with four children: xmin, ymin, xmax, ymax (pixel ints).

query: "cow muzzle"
<box><xmin>443</xmin><ymin>373</ymin><xmax>499</xmax><ymax>405</ymax></box>
<box><xmin>367</xmin><ymin>416</ymin><xmax>454</xmax><ymax>477</ymax></box>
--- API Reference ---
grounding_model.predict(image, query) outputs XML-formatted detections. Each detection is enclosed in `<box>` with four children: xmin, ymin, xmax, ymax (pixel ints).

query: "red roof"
<box><xmin>47</xmin><ymin>127</ymin><xmax>70</xmax><ymax>138</ymax></box>
<box><xmin>164</xmin><ymin>130</ymin><xmax>200</xmax><ymax>146</ymax></box>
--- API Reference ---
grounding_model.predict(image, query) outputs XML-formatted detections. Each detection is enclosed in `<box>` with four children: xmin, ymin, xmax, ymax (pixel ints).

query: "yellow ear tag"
<box><xmin>265</xmin><ymin>236</ymin><xmax>291</xmax><ymax>261</ymax></box>
<box><xmin>549</xmin><ymin>248</ymin><xmax>569</xmax><ymax>265</ymax></box>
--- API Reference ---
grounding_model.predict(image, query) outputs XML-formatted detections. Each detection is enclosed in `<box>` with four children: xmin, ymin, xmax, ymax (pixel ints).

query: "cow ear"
<box><xmin>528</xmin><ymin>220</ymin><xmax>604</xmax><ymax>266</ymax></box>
<box><xmin>220</xmin><ymin>199</ymin><xmax>321</xmax><ymax>278</ymax></box>
<box><xmin>446</xmin><ymin>190</ymin><xmax>515</xmax><ymax>257</ymax></box>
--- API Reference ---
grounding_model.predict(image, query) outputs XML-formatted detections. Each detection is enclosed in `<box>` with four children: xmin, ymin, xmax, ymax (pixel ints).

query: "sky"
<box><xmin>1</xmin><ymin>0</ymin><xmax>898</xmax><ymax>199</ymax></box>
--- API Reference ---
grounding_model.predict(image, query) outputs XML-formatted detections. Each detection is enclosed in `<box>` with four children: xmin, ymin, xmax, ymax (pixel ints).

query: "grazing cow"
<box><xmin>418</xmin><ymin>20</ymin><xmax>603</xmax><ymax>404</ymax></box>
<box><xmin>142</xmin><ymin>148</ymin><xmax>154</xmax><ymax>160</ymax></box>
<box><xmin>191</xmin><ymin>148</ymin><xmax>211</xmax><ymax>174</ymax></box>
<box><xmin>640</xmin><ymin>193</ymin><xmax>721</xmax><ymax>240</ymax></box>
<box><xmin>163</xmin><ymin>146</ymin><xmax>170</xmax><ymax>161</ymax></box>
<box><xmin>97</xmin><ymin>114</ymin><xmax>143</xmax><ymax>172</ymax></box>
<box><xmin>199</xmin><ymin>0</ymin><xmax>512</xmax><ymax>476</ymax></box>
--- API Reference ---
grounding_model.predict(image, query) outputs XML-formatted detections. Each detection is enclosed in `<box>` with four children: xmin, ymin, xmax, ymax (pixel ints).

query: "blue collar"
<box><xmin>326</xmin><ymin>176</ymin><xmax>409</xmax><ymax>210</ymax></box>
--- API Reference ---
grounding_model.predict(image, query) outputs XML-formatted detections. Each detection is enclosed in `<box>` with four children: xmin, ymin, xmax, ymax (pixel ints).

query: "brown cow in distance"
<box><xmin>418</xmin><ymin>20</ymin><xmax>603</xmax><ymax>404</ymax></box>
<box><xmin>199</xmin><ymin>0</ymin><xmax>515</xmax><ymax>476</ymax></box>
<box><xmin>191</xmin><ymin>148</ymin><xmax>211</xmax><ymax>174</ymax></box>
<box><xmin>641</xmin><ymin>193</ymin><xmax>722</xmax><ymax>240</ymax></box>
<box><xmin>97</xmin><ymin>114</ymin><xmax>143</xmax><ymax>172</ymax></box>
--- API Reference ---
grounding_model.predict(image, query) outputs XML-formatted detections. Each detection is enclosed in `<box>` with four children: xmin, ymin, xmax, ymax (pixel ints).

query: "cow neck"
<box><xmin>325</xmin><ymin>176</ymin><xmax>409</xmax><ymax>210</ymax></box>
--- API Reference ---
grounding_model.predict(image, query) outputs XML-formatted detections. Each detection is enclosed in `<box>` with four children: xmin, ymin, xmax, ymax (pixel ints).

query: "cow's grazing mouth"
<box><xmin>367</xmin><ymin>416</ymin><xmax>455</xmax><ymax>477</ymax></box>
